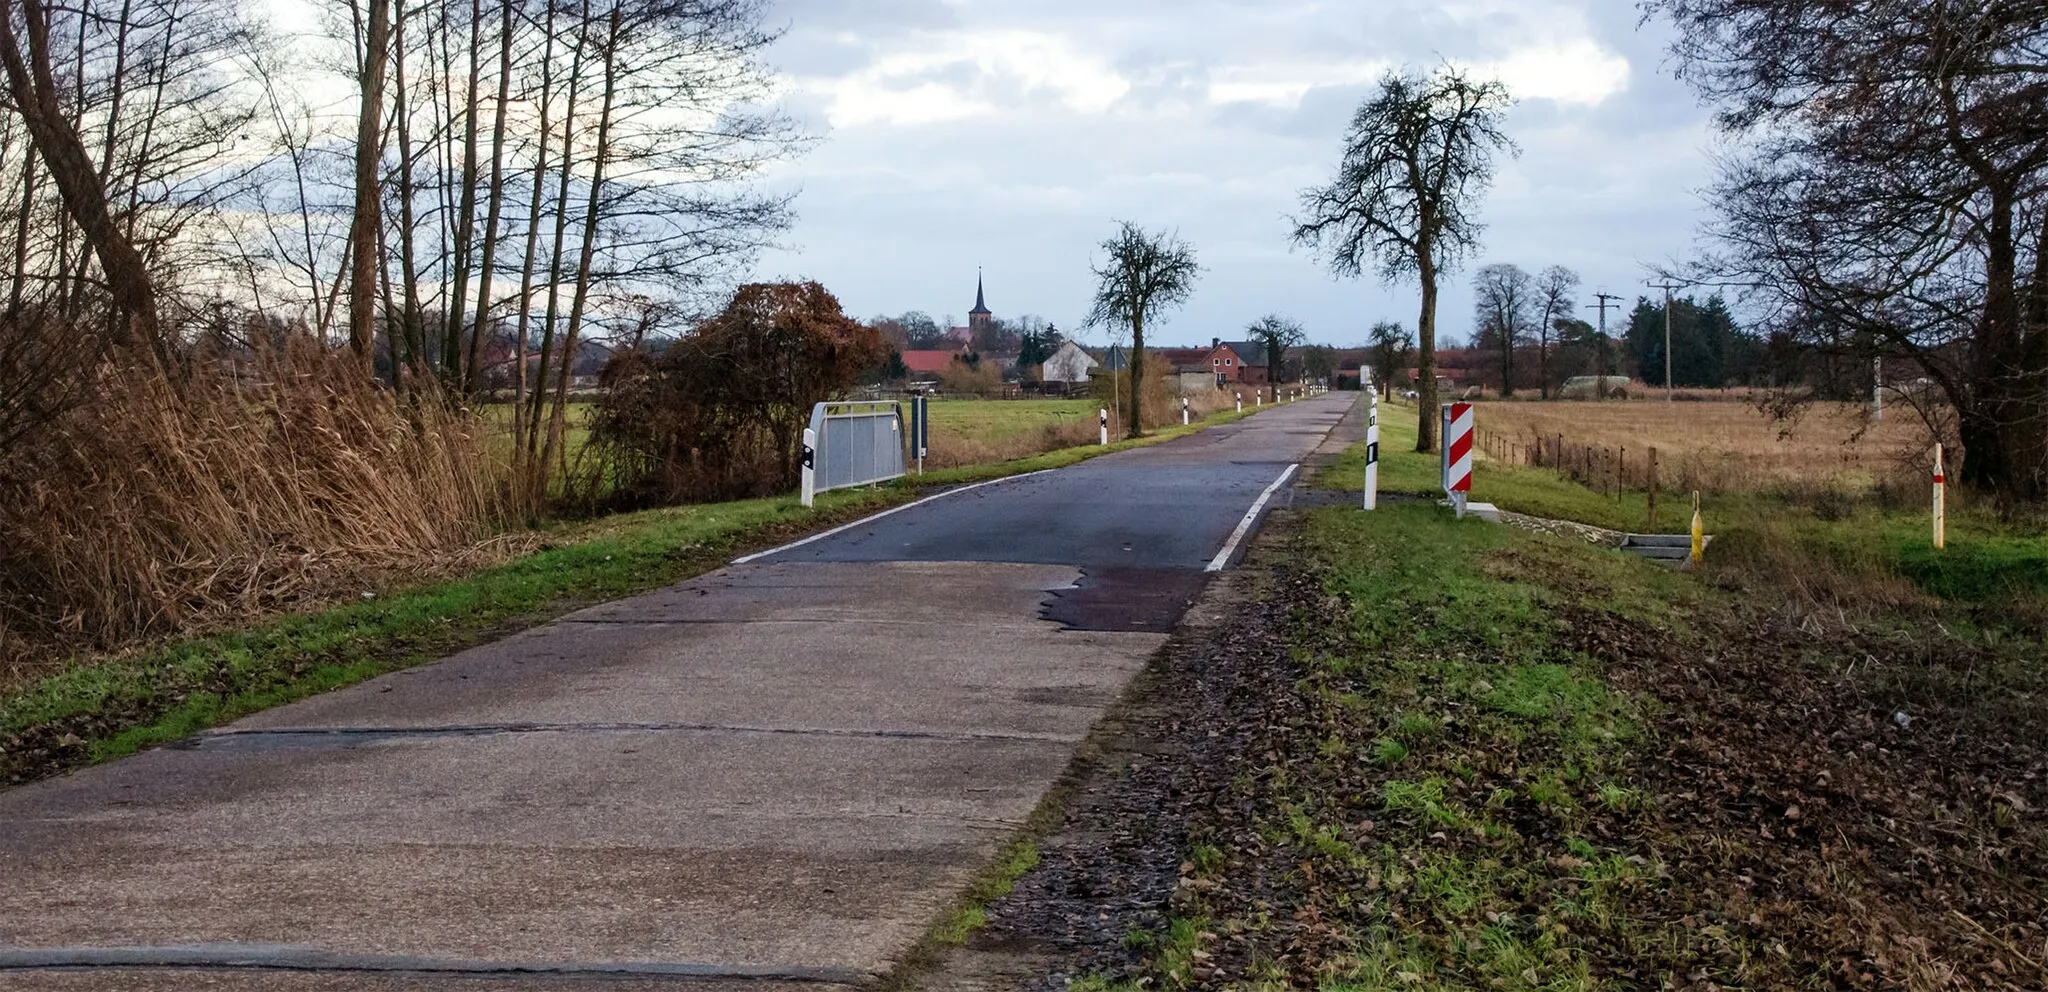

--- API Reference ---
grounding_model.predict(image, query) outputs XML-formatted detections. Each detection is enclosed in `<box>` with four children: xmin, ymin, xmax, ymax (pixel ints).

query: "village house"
<box><xmin>1206</xmin><ymin>338</ymin><xmax>1271</xmax><ymax>387</ymax></box>
<box><xmin>1041</xmin><ymin>339</ymin><xmax>1098</xmax><ymax>385</ymax></box>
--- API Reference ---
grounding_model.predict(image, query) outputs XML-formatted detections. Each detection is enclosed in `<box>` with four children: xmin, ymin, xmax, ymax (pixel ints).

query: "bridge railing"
<box><xmin>801</xmin><ymin>401</ymin><xmax>906</xmax><ymax>506</ymax></box>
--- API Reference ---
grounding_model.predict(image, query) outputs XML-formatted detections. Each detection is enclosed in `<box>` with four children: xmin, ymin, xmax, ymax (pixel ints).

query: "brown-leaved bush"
<box><xmin>586</xmin><ymin>281</ymin><xmax>883</xmax><ymax>507</ymax></box>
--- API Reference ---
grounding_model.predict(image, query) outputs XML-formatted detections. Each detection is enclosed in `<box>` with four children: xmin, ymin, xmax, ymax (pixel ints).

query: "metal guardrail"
<box><xmin>800</xmin><ymin>401</ymin><xmax>906</xmax><ymax>506</ymax></box>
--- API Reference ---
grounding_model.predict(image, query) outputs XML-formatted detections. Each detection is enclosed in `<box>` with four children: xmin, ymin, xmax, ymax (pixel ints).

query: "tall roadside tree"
<box><xmin>1085</xmin><ymin>221</ymin><xmax>1199</xmax><ymax>437</ymax></box>
<box><xmin>0</xmin><ymin>0</ymin><xmax>161</xmax><ymax>351</ymax></box>
<box><xmin>1533</xmin><ymin>265</ymin><xmax>1579</xmax><ymax>398</ymax></box>
<box><xmin>1245</xmin><ymin>313</ymin><xmax>1303</xmax><ymax>402</ymax></box>
<box><xmin>345</xmin><ymin>0</ymin><xmax>390</xmax><ymax>371</ymax></box>
<box><xmin>1646</xmin><ymin>0</ymin><xmax>2048</xmax><ymax>498</ymax></box>
<box><xmin>1471</xmin><ymin>263</ymin><xmax>1532</xmax><ymax>397</ymax></box>
<box><xmin>1292</xmin><ymin>65</ymin><xmax>1513</xmax><ymax>452</ymax></box>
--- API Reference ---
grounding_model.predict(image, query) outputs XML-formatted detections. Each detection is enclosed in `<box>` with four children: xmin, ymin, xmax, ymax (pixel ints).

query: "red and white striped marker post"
<box><xmin>1441</xmin><ymin>402</ymin><xmax>1474</xmax><ymax>517</ymax></box>
<box><xmin>1933</xmin><ymin>443</ymin><xmax>1946</xmax><ymax>549</ymax></box>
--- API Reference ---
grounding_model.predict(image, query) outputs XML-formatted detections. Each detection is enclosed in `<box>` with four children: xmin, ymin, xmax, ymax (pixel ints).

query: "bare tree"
<box><xmin>1084</xmin><ymin>220</ymin><xmax>1199</xmax><ymax>437</ymax></box>
<box><xmin>1245</xmin><ymin>313</ymin><xmax>1303</xmax><ymax>403</ymax></box>
<box><xmin>0</xmin><ymin>0</ymin><xmax>159</xmax><ymax>349</ymax></box>
<box><xmin>1533</xmin><ymin>264</ymin><xmax>1578</xmax><ymax>399</ymax></box>
<box><xmin>1472</xmin><ymin>263</ymin><xmax>1532</xmax><ymax>397</ymax></box>
<box><xmin>1647</xmin><ymin>0</ymin><xmax>2048</xmax><ymax>497</ymax></box>
<box><xmin>1292</xmin><ymin>66</ymin><xmax>1514</xmax><ymax>451</ymax></box>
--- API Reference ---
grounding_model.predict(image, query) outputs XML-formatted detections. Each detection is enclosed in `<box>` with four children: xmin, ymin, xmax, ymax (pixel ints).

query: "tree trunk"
<box><xmin>465</xmin><ymin>0</ymin><xmax>513</xmax><ymax>397</ymax></box>
<box><xmin>524</xmin><ymin>0</ymin><xmax>590</xmax><ymax>487</ymax></box>
<box><xmin>442</xmin><ymin>0</ymin><xmax>484</xmax><ymax>392</ymax></box>
<box><xmin>347</xmin><ymin>0</ymin><xmax>390</xmax><ymax>372</ymax></box>
<box><xmin>507</xmin><ymin>0</ymin><xmax>559</xmax><ymax>493</ymax></box>
<box><xmin>539</xmin><ymin>3</ymin><xmax>620</xmax><ymax>486</ymax></box>
<box><xmin>1127</xmin><ymin>306</ymin><xmax>1145</xmax><ymax>438</ymax></box>
<box><xmin>0</xmin><ymin>0</ymin><xmax>159</xmax><ymax>350</ymax></box>
<box><xmin>389</xmin><ymin>0</ymin><xmax>426</xmax><ymax>388</ymax></box>
<box><xmin>1416</xmin><ymin>252</ymin><xmax>1439</xmax><ymax>453</ymax></box>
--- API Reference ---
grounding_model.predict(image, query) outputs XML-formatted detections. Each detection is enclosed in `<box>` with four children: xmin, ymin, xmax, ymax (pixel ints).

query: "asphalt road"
<box><xmin>0</xmin><ymin>392</ymin><xmax>1356</xmax><ymax>992</ymax></box>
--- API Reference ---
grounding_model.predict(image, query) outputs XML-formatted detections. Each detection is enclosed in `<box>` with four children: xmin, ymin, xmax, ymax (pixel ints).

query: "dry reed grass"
<box><xmin>1475</xmin><ymin>398</ymin><xmax>1936</xmax><ymax>496</ymax></box>
<box><xmin>0</xmin><ymin>338</ymin><xmax>509</xmax><ymax>686</ymax></box>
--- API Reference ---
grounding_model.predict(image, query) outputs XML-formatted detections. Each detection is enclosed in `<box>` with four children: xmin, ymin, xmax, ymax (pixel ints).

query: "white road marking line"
<box><xmin>732</xmin><ymin>470</ymin><xmax>1057</xmax><ymax>564</ymax></box>
<box><xmin>1205</xmin><ymin>463</ymin><xmax>1300</xmax><ymax>572</ymax></box>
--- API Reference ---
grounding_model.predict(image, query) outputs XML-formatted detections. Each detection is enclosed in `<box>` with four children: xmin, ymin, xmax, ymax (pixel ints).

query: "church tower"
<box><xmin>968</xmin><ymin>270</ymin><xmax>993</xmax><ymax>339</ymax></box>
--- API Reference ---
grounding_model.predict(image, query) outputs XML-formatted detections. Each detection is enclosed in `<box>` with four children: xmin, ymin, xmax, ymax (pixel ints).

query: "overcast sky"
<box><xmin>746</xmin><ymin>0</ymin><xmax>1719</xmax><ymax>349</ymax></box>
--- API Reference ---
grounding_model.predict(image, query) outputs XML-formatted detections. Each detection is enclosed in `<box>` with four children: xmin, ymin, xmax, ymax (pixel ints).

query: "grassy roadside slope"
<box><xmin>0</xmin><ymin>404</ymin><xmax>1264</xmax><ymax>787</ymax></box>
<box><xmin>1319</xmin><ymin>397</ymin><xmax>2048</xmax><ymax>609</ymax></box>
<box><xmin>1105</xmin><ymin>503</ymin><xmax>2045</xmax><ymax>990</ymax></box>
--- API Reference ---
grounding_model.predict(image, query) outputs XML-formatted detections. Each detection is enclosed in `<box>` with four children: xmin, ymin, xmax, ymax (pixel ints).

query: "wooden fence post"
<box><xmin>1647</xmin><ymin>446</ymin><xmax>1659</xmax><ymax>530</ymax></box>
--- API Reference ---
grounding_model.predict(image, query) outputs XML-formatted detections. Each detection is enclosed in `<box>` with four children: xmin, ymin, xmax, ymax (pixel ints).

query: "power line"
<box><xmin>1587</xmin><ymin>293</ymin><xmax>1622</xmax><ymax>398</ymax></box>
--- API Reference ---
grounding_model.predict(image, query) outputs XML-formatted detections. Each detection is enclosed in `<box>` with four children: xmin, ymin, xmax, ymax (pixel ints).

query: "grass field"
<box><xmin>922</xmin><ymin>395</ymin><xmax>1237</xmax><ymax>468</ymax></box>
<box><xmin>1471</xmin><ymin>397</ymin><xmax>1935</xmax><ymax>495</ymax></box>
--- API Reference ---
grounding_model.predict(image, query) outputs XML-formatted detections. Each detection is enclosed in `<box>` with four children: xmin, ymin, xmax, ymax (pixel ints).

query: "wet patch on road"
<box><xmin>1037</xmin><ymin>567</ymin><xmax>1210</xmax><ymax>633</ymax></box>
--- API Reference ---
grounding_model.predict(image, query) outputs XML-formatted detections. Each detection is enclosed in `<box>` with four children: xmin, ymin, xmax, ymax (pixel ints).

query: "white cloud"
<box><xmin>1479</xmin><ymin>38</ymin><xmax>1632</xmax><ymax>106</ymax></box>
<box><xmin>808</xmin><ymin>29</ymin><xmax>1131</xmax><ymax>128</ymax></box>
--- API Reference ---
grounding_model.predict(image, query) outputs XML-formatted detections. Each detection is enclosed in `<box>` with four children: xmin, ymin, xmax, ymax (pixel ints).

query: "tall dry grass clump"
<box><xmin>0</xmin><ymin>335</ymin><xmax>503</xmax><ymax>675</ymax></box>
<box><xmin>1091</xmin><ymin>373</ymin><xmax>1235</xmax><ymax>434</ymax></box>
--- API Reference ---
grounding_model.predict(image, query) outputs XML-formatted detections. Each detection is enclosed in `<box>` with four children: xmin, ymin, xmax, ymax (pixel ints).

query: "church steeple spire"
<box><xmin>968</xmin><ymin>268</ymin><xmax>993</xmax><ymax>337</ymax></box>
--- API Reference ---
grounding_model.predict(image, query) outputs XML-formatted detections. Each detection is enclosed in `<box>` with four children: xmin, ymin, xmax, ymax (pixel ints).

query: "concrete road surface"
<box><xmin>0</xmin><ymin>393</ymin><xmax>1356</xmax><ymax>991</ymax></box>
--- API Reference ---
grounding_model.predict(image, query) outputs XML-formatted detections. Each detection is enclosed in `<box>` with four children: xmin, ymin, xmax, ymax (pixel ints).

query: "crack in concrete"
<box><xmin>0</xmin><ymin>945</ymin><xmax>869</xmax><ymax>984</ymax></box>
<box><xmin>557</xmin><ymin>616</ymin><xmax>1047</xmax><ymax>631</ymax></box>
<box><xmin>184</xmin><ymin>722</ymin><xmax>1078</xmax><ymax>750</ymax></box>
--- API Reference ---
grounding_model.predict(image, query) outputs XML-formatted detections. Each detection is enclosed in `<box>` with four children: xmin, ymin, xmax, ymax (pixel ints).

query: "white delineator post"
<box><xmin>1441</xmin><ymin>402</ymin><xmax>1473</xmax><ymax>518</ymax></box>
<box><xmin>1099</xmin><ymin>408</ymin><xmax>1109</xmax><ymax>446</ymax></box>
<box><xmin>800</xmin><ymin>426</ymin><xmax>817</xmax><ymax>507</ymax></box>
<box><xmin>1182</xmin><ymin>396</ymin><xmax>1190</xmax><ymax>425</ymax></box>
<box><xmin>1933</xmin><ymin>443</ymin><xmax>1946</xmax><ymax>549</ymax></box>
<box><xmin>1236</xmin><ymin>391</ymin><xmax>1242</xmax><ymax>413</ymax></box>
<box><xmin>1363</xmin><ymin>388</ymin><xmax>1381</xmax><ymax>510</ymax></box>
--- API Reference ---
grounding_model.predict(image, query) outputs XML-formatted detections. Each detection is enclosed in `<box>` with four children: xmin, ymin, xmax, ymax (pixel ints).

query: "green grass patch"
<box><xmin>925</xmin><ymin>397</ymin><xmax>1100</xmax><ymax>444</ymax></box>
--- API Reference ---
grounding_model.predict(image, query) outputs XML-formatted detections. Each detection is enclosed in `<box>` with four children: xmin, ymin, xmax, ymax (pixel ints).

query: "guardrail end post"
<box><xmin>800</xmin><ymin>426</ymin><xmax>817</xmax><ymax>507</ymax></box>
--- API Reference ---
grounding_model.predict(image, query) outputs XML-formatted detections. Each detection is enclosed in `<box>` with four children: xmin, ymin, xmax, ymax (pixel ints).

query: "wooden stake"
<box><xmin>1647</xmin><ymin>447</ymin><xmax>1659</xmax><ymax>529</ymax></box>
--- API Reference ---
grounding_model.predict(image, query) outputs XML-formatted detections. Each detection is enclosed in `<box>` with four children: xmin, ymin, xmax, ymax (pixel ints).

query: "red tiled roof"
<box><xmin>901</xmin><ymin>349</ymin><xmax>965</xmax><ymax>374</ymax></box>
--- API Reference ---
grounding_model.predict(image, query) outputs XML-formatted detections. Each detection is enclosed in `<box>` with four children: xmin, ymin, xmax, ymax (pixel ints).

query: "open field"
<box><xmin>1470</xmin><ymin>398</ymin><xmax>1934</xmax><ymax>495</ymax></box>
<box><xmin>1321</xmin><ymin>398</ymin><xmax>2048</xmax><ymax>610</ymax></box>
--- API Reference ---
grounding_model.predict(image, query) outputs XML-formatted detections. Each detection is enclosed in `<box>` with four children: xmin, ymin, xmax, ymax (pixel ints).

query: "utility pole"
<box><xmin>1648</xmin><ymin>281</ymin><xmax>1686</xmax><ymax>401</ymax></box>
<box><xmin>1588</xmin><ymin>292</ymin><xmax>1621</xmax><ymax>400</ymax></box>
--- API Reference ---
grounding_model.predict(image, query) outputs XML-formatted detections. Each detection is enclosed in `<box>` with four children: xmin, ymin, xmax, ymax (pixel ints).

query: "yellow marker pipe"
<box><xmin>1690</xmin><ymin>491</ymin><xmax>1704</xmax><ymax>565</ymax></box>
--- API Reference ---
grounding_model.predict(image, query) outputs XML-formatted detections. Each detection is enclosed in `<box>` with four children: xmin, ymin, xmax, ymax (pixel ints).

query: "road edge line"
<box><xmin>1205</xmin><ymin>463</ymin><xmax>1299</xmax><ymax>572</ymax></box>
<box><xmin>733</xmin><ymin>470</ymin><xmax>1057</xmax><ymax>564</ymax></box>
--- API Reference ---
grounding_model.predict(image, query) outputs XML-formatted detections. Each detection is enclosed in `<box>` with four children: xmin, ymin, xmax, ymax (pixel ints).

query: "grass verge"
<box><xmin>0</xmin><ymin>404</ymin><xmax>1264</xmax><ymax>787</ymax></box>
<box><xmin>1111</xmin><ymin>501</ymin><xmax>2045</xmax><ymax>989</ymax></box>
